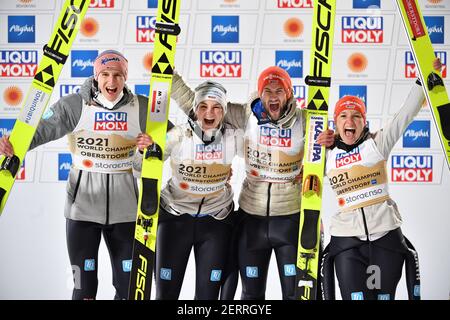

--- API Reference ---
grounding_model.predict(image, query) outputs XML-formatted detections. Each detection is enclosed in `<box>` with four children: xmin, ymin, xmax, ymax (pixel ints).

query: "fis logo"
<box><xmin>339</xmin><ymin>85</ymin><xmax>367</xmax><ymax>106</ymax></box>
<box><xmin>136</xmin><ymin>16</ymin><xmax>156</xmax><ymax>43</ymax></box>
<box><xmin>195</xmin><ymin>144</ymin><xmax>223</xmax><ymax>160</ymax></box>
<box><xmin>351</xmin><ymin>292</ymin><xmax>364</xmax><ymax>300</ymax></box>
<box><xmin>89</xmin><ymin>0</ymin><xmax>115</xmax><ymax>8</ymax></box>
<box><xmin>293</xmin><ymin>85</ymin><xmax>306</xmax><ymax>109</ymax></box>
<box><xmin>58</xmin><ymin>153</ymin><xmax>72</xmax><ymax>181</ymax></box>
<box><xmin>424</xmin><ymin>16</ymin><xmax>444</xmax><ymax>44</ymax></box>
<box><xmin>200</xmin><ymin>50</ymin><xmax>242</xmax><ymax>78</ymax></box>
<box><xmin>0</xmin><ymin>119</ymin><xmax>16</xmax><ymax>137</ymax></box>
<box><xmin>147</xmin><ymin>0</ymin><xmax>158</xmax><ymax>8</ymax></box>
<box><xmin>342</xmin><ymin>16</ymin><xmax>383</xmax><ymax>43</ymax></box>
<box><xmin>84</xmin><ymin>259</ymin><xmax>96</xmax><ymax>271</ymax></box>
<box><xmin>403</xmin><ymin>120</ymin><xmax>431</xmax><ymax>148</ymax></box>
<box><xmin>391</xmin><ymin>155</ymin><xmax>433</xmax><ymax>182</ymax></box>
<box><xmin>404</xmin><ymin>51</ymin><xmax>446</xmax><ymax>78</ymax></box>
<box><xmin>8</xmin><ymin>16</ymin><xmax>35</xmax><ymax>43</ymax></box>
<box><xmin>135</xmin><ymin>84</ymin><xmax>150</xmax><ymax>96</ymax></box>
<box><xmin>277</xmin><ymin>0</ymin><xmax>313</xmax><ymax>8</ymax></box>
<box><xmin>336</xmin><ymin>148</ymin><xmax>361</xmax><ymax>168</ymax></box>
<box><xmin>94</xmin><ymin>112</ymin><xmax>128</xmax><ymax>131</ymax></box>
<box><xmin>352</xmin><ymin>0</ymin><xmax>380</xmax><ymax>8</ymax></box>
<box><xmin>246</xmin><ymin>266</ymin><xmax>259</xmax><ymax>278</ymax></box>
<box><xmin>122</xmin><ymin>260</ymin><xmax>132</xmax><ymax>272</ymax></box>
<box><xmin>71</xmin><ymin>50</ymin><xmax>97</xmax><ymax>78</ymax></box>
<box><xmin>276</xmin><ymin>50</ymin><xmax>303</xmax><ymax>78</ymax></box>
<box><xmin>0</xmin><ymin>50</ymin><xmax>38</xmax><ymax>77</ymax></box>
<box><xmin>260</xmin><ymin>127</ymin><xmax>292</xmax><ymax>147</ymax></box>
<box><xmin>211</xmin><ymin>16</ymin><xmax>239</xmax><ymax>43</ymax></box>
<box><xmin>60</xmin><ymin>84</ymin><xmax>81</xmax><ymax>97</ymax></box>
<box><xmin>160</xmin><ymin>268</ymin><xmax>172</xmax><ymax>280</ymax></box>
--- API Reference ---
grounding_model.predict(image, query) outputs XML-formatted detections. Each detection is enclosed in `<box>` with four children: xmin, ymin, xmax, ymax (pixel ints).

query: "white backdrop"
<box><xmin>0</xmin><ymin>0</ymin><xmax>449</xmax><ymax>300</ymax></box>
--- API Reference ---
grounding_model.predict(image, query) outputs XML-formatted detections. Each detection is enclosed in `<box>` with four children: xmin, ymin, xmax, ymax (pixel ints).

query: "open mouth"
<box><xmin>344</xmin><ymin>128</ymin><xmax>356</xmax><ymax>138</ymax></box>
<box><xmin>269</xmin><ymin>102</ymin><xmax>280</xmax><ymax>113</ymax></box>
<box><xmin>105</xmin><ymin>86</ymin><xmax>117</xmax><ymax>95</ymax></box>
<box><xmin>203</xmin><ymin>118</ymin><xmax>215</xmax><ymax>126</ymax></box>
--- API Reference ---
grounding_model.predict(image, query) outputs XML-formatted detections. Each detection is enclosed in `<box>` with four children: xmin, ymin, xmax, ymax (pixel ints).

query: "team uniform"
<box><xmin>321</xmin><ymin>83</ymin><xmax>424</xmax><ymax>300</ymax></box>
<box><xmin>171</xmin><ymin>70</ymin><xmax>306</xmax><ymax>300</ymax></box>
<box><xmin>30</xmin><ymin>76</ymin><xmax>151</xmax><ymax>299</ymax></box>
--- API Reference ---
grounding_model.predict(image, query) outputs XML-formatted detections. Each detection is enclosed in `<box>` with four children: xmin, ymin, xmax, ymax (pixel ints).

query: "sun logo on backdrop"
<box><xmin>223</xmin><ymin>0</ymin><xmax>237</xmax><ymax>3</ymax></box>
<box><xmin>427</xmin><ymin>0</ymin><xmax>442</xmax><ymax>4</ymax></box>
<box><xmin>347</xmin><ymin>52</ymin><xmax>368</xmax><ymax>73</ymax></box>
<box><xmin>284</xmin><ymin>17</ymin><xmax>304</xmax><ymax>38</ymax></box>
<box><xmin>80</xmin><ymin>17</ymin><xmax>99</xmax><ymax>37</ymax></box>
<box><xmin>3</xmin><ymin>86</ymin><xmax>23</xmax><ymax>106</ymax></box>
<box><xmin>19</xmin><ymin>0</ymin><xmax>33</xmax><ymax>3</ymax></box>
<box><xmin>143</xmin><ymin>52</ymin><xmax>154</xmax><ymax>72</ymax></box>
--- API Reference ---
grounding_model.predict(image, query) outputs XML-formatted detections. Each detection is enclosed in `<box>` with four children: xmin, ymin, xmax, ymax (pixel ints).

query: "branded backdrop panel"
<box><xmin>0</xmin><ymin>0</ymin><xmax>448</xmax><ymax>300</ymax></box>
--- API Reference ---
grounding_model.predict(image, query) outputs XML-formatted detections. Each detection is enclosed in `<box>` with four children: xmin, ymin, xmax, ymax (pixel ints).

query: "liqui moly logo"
<box><xmin>391</xmin><ymin>155</ymin><xmax>432</xmax><ymax>182</ymax></box>
<box><xmin>136</xmin><ymin>16</ymin><xmax>156</xmax><ymax>43</ymax></box>
<box><xmin>60</xmin><ymin>84</ymin><xmax>81</xmax><ymax>97</ymax></box>
<box><xmin>8</xmin><ymin>15</ymin><xmax>35</xmax><ymax>43</ymax></box>
<box><xmin>195</xmin><ymin>144</ymin><xmax>223</xmax><ymax>160</ymax></box>
<box><xmin>404</xmin><ymin>51</ymin><xmax>446</xmax><ymax>78</ymax></box>
<box><xmin>293</xmin><ymin>85</ymin><xmax>306</xmax><ymax>109</ymax></box>
<box><xmin>200</xmin><ymin>50</ymin><xmax>242</xmax><ymax>78</ymax></box>
<box><xmin>94</xmin><ymin>112</ymin><xmax>128</xmax><ymax>131</ymax></box>
<box><xmin>342</xmin><ymin>16</ymin><xmax>383</xmax><ymax>43</ymax></box>
<box><xmin>211</xmin><ymin>16</ymin><xmax>239</xmax><ymax>43</ymax></box>
<box><xmin>89</xmin><ymin>0</ymin><xmax>115</xmax><ymax>8</ymax></box>
<box><xmin>276</xmin><ymin>50</ymin><xmax>303</xmax><ymax>78</ymax></box>
<box><xmin>336</xmin><ymin>148</ymin><xmax>361</xmax><ymax>168</ymax></box>
<box><xmin>0</xmin><ymin>50</ymin><xmax>38</xmax><ymax>77</ymax></box>
<box><xmin>424</xmin><ymin>16</ymin><xmax>445</xmax><ymax>44</ymax></box>
<box><xmin>277</xmin><ymin>0</ymin><xmax>313</xmax><ymax>8</ymax></box>
<box><xmin>259</xmin><ymin>127</ymin><xmax>292</xmax><ymax>147</ymax></box>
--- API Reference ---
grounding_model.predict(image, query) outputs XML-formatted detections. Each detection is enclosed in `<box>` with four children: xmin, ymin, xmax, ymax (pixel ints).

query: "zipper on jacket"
<box><xmin>195</xmin><ymin>197</ymin><xmax>205</xmax><ymax>217</ymax></box>
<box><xmin>106</xmin><ymin>173</ymin><xmax>110</xmax><ymax>225</ymax></box>
<box><xmin>361</xmin><ymin>207</ymin><xmax>370</xmax><ymax>240</ymax></box>
<box><xmin>266</xmin><ymin>183</ymin><xmax>272</xmax><ymax>216</ymax></box>
<box><xmin>72</xmin><ymin>170</ymin><xmax>83</xmax><ymax>203</ymax></box>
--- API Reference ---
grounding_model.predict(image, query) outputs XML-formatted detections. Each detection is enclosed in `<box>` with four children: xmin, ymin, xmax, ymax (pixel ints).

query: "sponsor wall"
<box><xmin>0</xmin><ymin>0</ymin><xmax>449</xmax><ymax>300</ymax></box>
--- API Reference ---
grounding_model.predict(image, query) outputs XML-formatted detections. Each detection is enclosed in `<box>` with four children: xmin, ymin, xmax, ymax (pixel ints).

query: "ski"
<box><xmin>296</xmin><ymin>0</ymin><xmax>336</xmax><ymax>300</ymax></box>
<box><xmin>396</xmin><ymin>0</ymin><xmax>450</xmax><ymax>170</ymax></box>
<box><xmin>0</xmin><ymin>0</ymin><xmax>89</xmax><ymax>215</ymax></box>
<box><xmin>128</xmin><ymin>0</ymin><xmax>181</xmax><ymax>300</ymax></box>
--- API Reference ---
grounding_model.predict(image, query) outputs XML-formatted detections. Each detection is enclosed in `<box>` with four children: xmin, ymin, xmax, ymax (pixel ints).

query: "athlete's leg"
<box><xmin>66</xmin><ymin>219</ymin><xmax>102</xmax><ymax>300</ymax></box>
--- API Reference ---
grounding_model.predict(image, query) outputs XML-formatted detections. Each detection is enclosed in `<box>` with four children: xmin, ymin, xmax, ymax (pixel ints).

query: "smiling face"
<box><xmin>195</xmin><ymin>100</ymin><xmax>224</xmax><ymax>131</ymax></box>
<box><xmin>335</xmin><ymin>109</ymin><xmax>366</xmax><ymax>145</ymax></box>
<box><xmin>97</xmin><ymin>69</ymin><xmax>125</xmax><ymax>102</ymax></box>
<box><xmin>260</xmin><ymin>82</ymin><xmax>288</xmax><ymax>121</ymax></box>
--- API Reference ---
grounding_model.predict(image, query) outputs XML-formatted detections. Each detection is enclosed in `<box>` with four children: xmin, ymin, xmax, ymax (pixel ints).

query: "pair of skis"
<box><xmin>296</xmin><ymin>0</ymin><xmax>450</xmax><ymax>300</ymax></box>
<box><xmin>0</xmin><ymin>0</ymin><xmax>89</xmax><ymax>215</ymax></box>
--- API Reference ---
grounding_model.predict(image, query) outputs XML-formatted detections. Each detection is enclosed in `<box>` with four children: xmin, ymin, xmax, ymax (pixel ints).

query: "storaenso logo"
<box><xmin>157</xmin><ymin>0</ymin><xmax>179</xmax><ymax>51</ymax></box>
<box><xmin>47</xmin><ymin>0</ymin><xmax>88</xmax><ymax>54</ymax></box>
<box><xmin>135</xmin><ymin>254</ymin><xmax>148</xmax><ymax>299</ymax></box>
<box><xmin>311</xmin><ymin>0</ymin><xmax>332</xmax><ymax>77</ymax></box>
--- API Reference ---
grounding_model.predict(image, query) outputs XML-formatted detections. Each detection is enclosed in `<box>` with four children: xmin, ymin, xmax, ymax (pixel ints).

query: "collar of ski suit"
<box><xmin>250</xmin><ymin>96</ymin><xmax>298</xmax><ymax>128</ymax></box>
